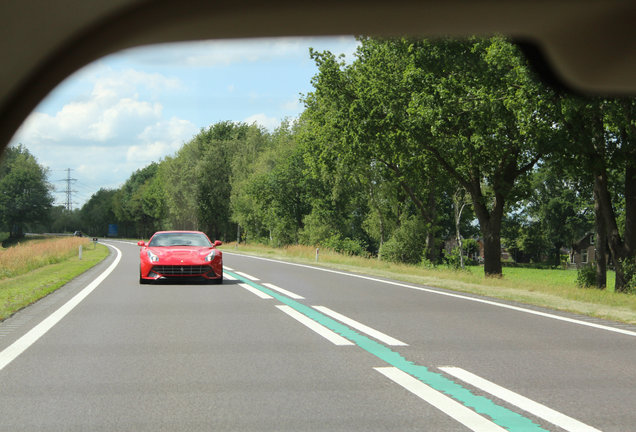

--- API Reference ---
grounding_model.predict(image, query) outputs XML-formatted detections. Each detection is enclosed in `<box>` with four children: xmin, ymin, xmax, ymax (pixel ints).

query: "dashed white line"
<box><xmin>313</xmin><ymin>306</ymin><xmax>408</xmax><ymax>346</ymax></box>
<box><xmin>439</xmin><ymin>366</ymin><xmax>602</xmax><ymax>432</ymax></box>
<box><xmin>262</xmin><ymin>283</ymin><xmax>305</xmax><ymax>299</ymax></box>
<box><xmin>238</xmin><ymin>283</ymin><xmax>273</xmax><ymax>299</ymax></box>
<box><xmin>223</xmin><ymin>273</ymin><xmax>238</xmax><ymax>281</ymax></box>
<box><xmin>223</xmin><ymin>252</ymin><xmax>636</xmax><ymax>338</ymax></box>
<box><xmin>375</xmin><ymin>367</ymin><xmax>507</xmax><ymax>432</ymax></box>
<box><xmin>234</xmin><ymin>271</ymin><xmax>260</xmax><ymax>281</ymax></box>
<box><xmin>276</xmin><ymin>305</ymin><xmax>354</xmax><ymax>346</ymax></box>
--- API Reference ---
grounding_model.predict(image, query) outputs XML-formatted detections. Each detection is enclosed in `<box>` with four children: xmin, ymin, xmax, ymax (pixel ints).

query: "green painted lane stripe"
<box><xmin>225</xmin><ymin>271</ymin><xmax>548</xmax><ymax>432</ymax></box>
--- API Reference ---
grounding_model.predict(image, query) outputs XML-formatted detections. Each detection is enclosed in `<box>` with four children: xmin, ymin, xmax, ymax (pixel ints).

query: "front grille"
<box><xmin>152</xmin><ymin>265</ymin><xmax>212</xmax><ymax>276</ymax></box>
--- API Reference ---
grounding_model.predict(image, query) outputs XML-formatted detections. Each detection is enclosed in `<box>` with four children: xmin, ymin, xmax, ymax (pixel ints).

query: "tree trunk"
<box><xmin>481</xmin><ymin>224</ymin><xmax>503</xmax><ymax>276</ymax></box>
<box><xmin>594</xmin><ymin>168</ymin><xmax>629</xmax><ymax>292</ymax></box>
<box><xmin>469</xmin><ymin>185</ymin><xmax>504</xmax><ymax>277</ymax></box>
<box><xmin>423</xmin><ymin>183</ymin><xmax>438</xmax><ymax>263</ymax></box>
<box><xmin>593</xmin><ymin>178</ymin><xmax>607</xmax><ymax>289</ymax></box>
<box><xmin>454</xmin><ymin>189</ymin><xmax>468</xmax><ymax>269</ymax></box>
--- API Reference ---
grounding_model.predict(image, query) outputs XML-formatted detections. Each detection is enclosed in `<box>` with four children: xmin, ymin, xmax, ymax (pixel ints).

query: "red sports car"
<box><xmin>137</xmin><ymin>230</ymin><xmax>223</xmax><ymax>284</ymax></box>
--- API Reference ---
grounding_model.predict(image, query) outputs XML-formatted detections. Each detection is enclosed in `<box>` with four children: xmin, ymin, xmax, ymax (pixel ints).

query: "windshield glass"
<box><xmin>148</xmin><ymin>232</ymin><xmax>211</xmax><ymax>247</ymax></box>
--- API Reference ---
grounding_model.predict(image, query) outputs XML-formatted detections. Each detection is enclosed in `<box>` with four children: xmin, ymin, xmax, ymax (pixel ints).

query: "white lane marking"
<box><xmin>313</xmin><ymin>306</ymin><xmax>408</xmax><ymax>346</ymax></box>
<box><xmin>0</xmin><ymin>244</ymin><xmax>122</xmax><ymax>372</ymax></box>
<box><xmin>262</xmin><ymin>282</ymin><xmax>305</xmax><ymax>300</ymax></box>
<box><xmin>223</xmin><ymin>273</ymin><xmax>238</xmax><ymax>281</ymax></box>
<box><xmin>103</xmin><ymin>239</ymin><xmax>138</xmax><ymax>244</ymax></box>
<box><xmin>223</xmin><ymin>252</ymin><xmax>636</xmax><ymax>337</ymax></box>
<box><xmin>276</xmin><ymin>305</ymin><xmax>354</xmax><ymax>346</ymax></box>
<box><xmin>439</xmin><ymin>367</ymin><xmax>602</xmax><ymax>432</ymax></box>
<box><xmin>239</xmin><ymin>283</ymin><xmax>272</xmax><ymax>299</ymax></box>
<box><xmin>234</xmin><ymin>271</ymin><xmax>260</xmax><ymax>281</ymax></box>
<box><xmin>224</xmin><ymin>266</ymin><xmax>234</xmax><ymax>271</ymax></box>
<box><xmin>375</xmin><ymin>367</ymin><xmax>507</xmax><ymax>432</ymax></box>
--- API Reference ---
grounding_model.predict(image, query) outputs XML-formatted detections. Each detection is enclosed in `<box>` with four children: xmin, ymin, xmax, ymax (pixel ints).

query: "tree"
<box><xmin>558</xmin><ymin>96</ymin><xmax>636</xmax><ymax>292</ymax></box>
<box><xmin>80</xmin><ymin>188</ymin><xmax>118</xmax><ymax>236</ymax></box>
<box><xmin>0</xmin><ymin>144</ymin><xmax>53</xmax><ymax>239</ymax></box>
<box><xmin>406</xmin><ymin>37</ymin><xmax>559</xmax><ymax>276</ymax></box>
<box><xmin>112</xmin><ymin>162</ymin><xmax>162</xmax><ymax>238</ymax></box>
<box><xmin>305</xmin><ymin>37</ymin><xmax>558</xmax><ymax>274</ymax></box>
<box><xmin>528</xmin><ymin>162</ymin><xmax>592</xmax><ymax>266</ymax></box>
<box><xmin>305</xmin><ymin>40</ymin><xmax>451</xmax><ymax>261</ymax></box>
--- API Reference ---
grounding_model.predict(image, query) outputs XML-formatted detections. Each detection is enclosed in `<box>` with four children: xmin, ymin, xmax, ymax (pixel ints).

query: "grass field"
<box><xmin>221</xmin><ymin>242</ymin><xmax>636</xmax><ymax>324</ymax></box>
<box><xmin>0</xmin><ymin>237</ymin><xmax>109</xmax><ymax>320</ymax></box>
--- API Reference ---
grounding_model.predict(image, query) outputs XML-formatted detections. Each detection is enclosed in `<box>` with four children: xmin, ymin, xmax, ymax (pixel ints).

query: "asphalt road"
<box><xmin>1</xmin><ymin>240</ymin><xmax>635</xmax><ymax>431</ymax></box>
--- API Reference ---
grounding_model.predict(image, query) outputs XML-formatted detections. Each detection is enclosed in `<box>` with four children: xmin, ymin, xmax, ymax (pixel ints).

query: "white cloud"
<box><xmin>13</xmin><ymin>68</ymin><xmax>181</xmax><ymax>148</ymax></box>
<box><xmin>281</xmin><ymin>99</ymin><xmax>301</xmax><ymax>112</ymax></box>
<box><xmin>244</xmin><ymin>113</ymin><xmax>279</xmax><ymax>131</ymax></box>
<box><xmin>9</xmin><ymin>67</ymin><xmax>193</xmax><ymax>206</ymax></box>
<box><xmin>123</xmin><ymin>37</ymin><xmax>360</xmax><ymax>68</ymax></box>
<box><xmin>128</xmin><ymin>117</ymin><xmax>198</xmax><ymax>163</ymax></box>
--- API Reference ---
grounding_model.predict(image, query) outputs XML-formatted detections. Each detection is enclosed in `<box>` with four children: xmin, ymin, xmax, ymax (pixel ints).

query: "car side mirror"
<box><xmin>137</xmin><ymin>241</ymin><xmax>145</xmax><ymax>246</ymax></box>
<box><xmin>214</xmin><ymin>240</ymin><xmax>222</xmax><ymax>247</ymax></box>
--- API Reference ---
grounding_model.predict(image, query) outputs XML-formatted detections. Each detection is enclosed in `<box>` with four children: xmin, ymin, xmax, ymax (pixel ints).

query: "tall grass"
<box><xmin>0</xmin><ymin>236</ymin><xmax>91</xmax><ymax>279</ymax></box>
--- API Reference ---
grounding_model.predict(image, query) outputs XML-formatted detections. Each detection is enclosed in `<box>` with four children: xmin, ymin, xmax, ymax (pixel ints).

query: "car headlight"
<box><xmin>205</xmin><ymin>249</ymin><xmax>216</xmax><ymax>262</ymax></box>
<box><xmin>147</xmin><ymin>250</ymin><xmax>159</xmax><ymax>262</ymax></box>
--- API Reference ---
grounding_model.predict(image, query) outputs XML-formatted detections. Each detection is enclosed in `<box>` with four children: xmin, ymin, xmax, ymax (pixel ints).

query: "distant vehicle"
<box><xmin>137</xmin><ymin>230</ymin><xmax>223</xmax><ymax>284</ymax></box>
<box><xmin>73</xmin><ymin>231</ymin><xmax>82</xmax><ymax>237</ymax></box>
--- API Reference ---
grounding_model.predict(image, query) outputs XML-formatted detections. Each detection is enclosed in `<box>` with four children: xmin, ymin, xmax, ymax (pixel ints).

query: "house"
<box><xmin>443</xmin><ymin>237</ymin><xmax>503</xmax><ymax>263</ymax></box>
<box><xmin>568</xmin><ymin>232</ymin><xmax>601</xmax><ymax>269</ymax></box>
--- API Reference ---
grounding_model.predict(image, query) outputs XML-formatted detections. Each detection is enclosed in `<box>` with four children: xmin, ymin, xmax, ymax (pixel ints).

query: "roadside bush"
<box><xmin>576</xmin><ymin>264</ymin><xmax>597</xmax><ymax>288</ymax></box>
<box><xmin>620</xmin><ymin>259</ymin><xmax>636</xmax><ymax>294</ymax></box>
<box><xmin>298</xmin><ymin>210</ymin><xmax>333</xmax><ymax>246</ymax></box>
<box><xmin>321</xmin><ymin>234</ymin><xmax>369</xmax><ymax>257</ymax></box>
<box><xmin>379</xmin><ymin>216</ymin><xmax>426</xmax><ymax>264</ymax></box>
<box><xmin>443</xmin><ymin>247</ymin><xmax>467</xmax><ymax>271</ymax></box>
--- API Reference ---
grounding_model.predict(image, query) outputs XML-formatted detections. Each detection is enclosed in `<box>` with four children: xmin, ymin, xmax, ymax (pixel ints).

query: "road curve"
<box><xmin>1</xmin><ymin>240</ymin><xmax>635</xmax><ymax>431</ymax></box>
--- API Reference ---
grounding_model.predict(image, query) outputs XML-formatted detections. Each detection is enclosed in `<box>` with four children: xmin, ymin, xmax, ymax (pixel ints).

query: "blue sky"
<box><xmin>9</xmin><ymin>36</ymin><xmax>359</xmax><ymax>208</ymax></box>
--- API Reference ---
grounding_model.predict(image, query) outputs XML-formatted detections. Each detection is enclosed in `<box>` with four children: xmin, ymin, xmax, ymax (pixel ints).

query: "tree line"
<box><xmin>3</xmin><ymin>36</ymin><xmax>634</xmax><ymax>292</ymax></box>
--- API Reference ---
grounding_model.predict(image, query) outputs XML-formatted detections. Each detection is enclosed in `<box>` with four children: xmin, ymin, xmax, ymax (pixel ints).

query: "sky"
<box><xmin>8</xmin><ymin>36</ymin><xmax>360</xmax><ymax>208</ymax></box>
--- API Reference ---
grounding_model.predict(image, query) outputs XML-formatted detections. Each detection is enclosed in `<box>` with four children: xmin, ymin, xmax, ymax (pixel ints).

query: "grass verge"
<box><xmin>0</xmin><ymin>241</ymin><xmax>109</xmax><ymax>321</ymax></box>
<box><xmin>221</xmin><ymin>242</ymin><xmax>636</xmax><ymax>325</ymax></box>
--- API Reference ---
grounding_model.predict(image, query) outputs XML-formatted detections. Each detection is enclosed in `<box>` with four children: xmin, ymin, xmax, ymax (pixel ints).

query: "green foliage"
<box><xmin>619</xmin><ymin>259</ymin><xmax>636</xmax><ymax>294</ymax></box>
<box><xmin>0</xmin><ymin>144</ymin><xmax>53</xmax><ymax>238</ymax></box>
<box><xmin>576</xmin><ymin>264</ymin><xmax>598</xmax><ymax>289</ymax></box>
<box><xmin>379</xmin><ymin>215</ymin><xmax>427</xmax><ymax>264</ymax></box>
<box><xmin>443</xmin><ymin>247</ymin><xmax>466</xmax><ymax>271</ymax></box>
<box><xmin>321</xmin><ymin>235</ymin><xmax>369</xmax><ymax>257</ymax></box>
<box><xmin>79</xmin><ymin>189</ymin><xmax>117</xmax><ymax>236</ymax></box>
<box><xmin>112</xmin><ymin>162</ymin><xmax>163</xmax><ymax>238</ymax></box>
<box><xmin>58</xmin><ymin>36</ymin><xmax>634</xmax><ymax>282</ymax></box>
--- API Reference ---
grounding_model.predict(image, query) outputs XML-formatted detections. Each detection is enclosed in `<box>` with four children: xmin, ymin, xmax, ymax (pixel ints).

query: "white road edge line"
<box><xmin>262</xmin><ymin>283</ymin><xmax>305</xmax><ymax>300</ymax></box>
<box><xmin>223</xmin><ymin>252</ymin><xmax>636</xmax><ymax>337</ymax></box>
<box><xmin>239</xmin><ymin>283</ymin><xmax>273</xmax><ymax>299</ymax></box>
<box><xmin>0</xmin><ymin>243</ymin><xmax>122</xmax><ymax>372</ymax></box>
<box><xmin>375</xmin><ymin>367</ymin><xmax>507</xmax><ymax>432</ymax></box>
<box><xmin>439</xmin><ymin>367</ymin><xmax>602</xmax><ymax>432</ymax></box>
<box><xmin>224</xmin><ymin>266</ymin><xmax>235</xmax><ymax>271</ymax></box>
<box><xmin>276</xmin><ymin>305</ymin><xmax>354</xmax><ymax>346</ymax></box>
<box><xmin>234</xmin><ymin>271</ymin><xmax>260</xmax><ymax>281</ymax></box>
<box><xmin>313</xmin><ymin>306</ymin><xmax>408</xmax><ymax>346</ymax></box>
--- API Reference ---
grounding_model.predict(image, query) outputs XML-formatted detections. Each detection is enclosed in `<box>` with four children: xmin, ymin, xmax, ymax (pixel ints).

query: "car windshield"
<box><xmin>148</xmin><ymin>232</ymin><xmax>211</xmax><ymax>247</ymax></box>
